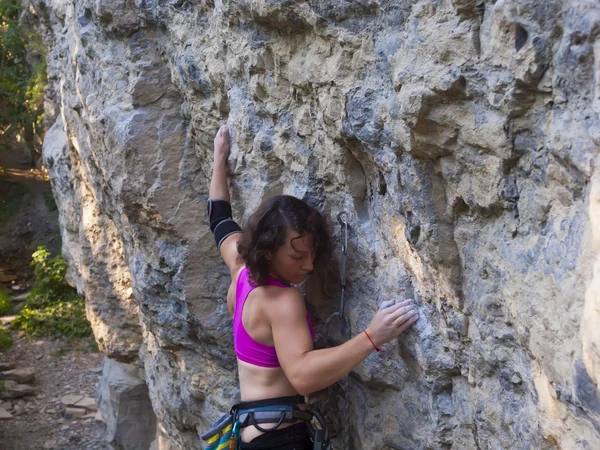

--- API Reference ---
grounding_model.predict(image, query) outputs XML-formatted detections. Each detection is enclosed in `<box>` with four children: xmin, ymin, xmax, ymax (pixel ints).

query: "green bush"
<box><xmin>54</xmin><ymin>337</ymin><xmax>98</xmax><ymax>356</ymax></box>
<box><xmin>26</xmin><ymin>246</ymin><xmax>79</xmax><ymax>308</ymax></box>
<box><xmin>0</xmin><ymin>0</ymin><xmax>46</xmax><ymax>134</ymax></box>
<box><xmin>11</xmin><ymin>246</ymin><xmax>92</xmax><ymax>338</ymax></box>
<box><xmin>0</xmin><ymin>328</ymin><xmax>12</xmax><ymax>351</ymax></box>
<box><xmin>0</xmin><ymin>182</ymin><xmax>31</xmax><ymax>233</ymax></box>
<box><xmin>43</xmin><ymin>190</ymin><xmax>57</xmax><ymax>212</ymax></box>
<box><xmin>12</xmin><ymin>298</ymin><xmax>90</xmax><ymax>338</ymax></box>
<box><xmin>0</xmin><ymin>289</ymin><xmax>11</xmax><ymax>315</ymax></box>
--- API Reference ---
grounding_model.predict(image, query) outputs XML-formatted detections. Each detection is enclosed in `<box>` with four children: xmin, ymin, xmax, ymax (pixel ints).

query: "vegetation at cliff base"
<box><xmin>0</xmin><ymin>288</ymin><xmax>12</xmax><ymax>350</ymax></box>
<box><xmin>0</xmin><ymin>328</ymin><xmax>12</xmax><ymax>350</ymax></box>
<box><xmin>0</xmin><ymin>0</ymin><xmax>46</xmax><ymax>138</ymax></box>
<box><xmin>0</xmin><ymin>288</ymin><xmax>11</xmax><ymax>315</ymax></box>
<box><xmin>11</xmin><ymin>246</ymin><xmax>92</xmax><ymax>338</ymax></box>
<box><xmin>0</xmin><ymin>179</ymin><xmax>31</xmax><ymax>232</ymax></box>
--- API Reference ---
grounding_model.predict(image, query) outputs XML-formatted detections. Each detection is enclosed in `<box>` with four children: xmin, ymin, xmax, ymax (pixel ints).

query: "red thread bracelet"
<box><xmin>363</xmin><ymin>330</ymin><xmax>385</xmax><ymax>353</ymax></box>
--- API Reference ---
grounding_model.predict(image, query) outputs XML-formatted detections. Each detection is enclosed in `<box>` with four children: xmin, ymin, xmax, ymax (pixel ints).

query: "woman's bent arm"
<box><xmin>268</xmin><ymin>288</ymin><xmax>417</xmax><ymax>395</ymax></box>
<box><xmin>289</xmin><ymin>333</ymin><xmax>375</xmax><ymax>395</ymax></box>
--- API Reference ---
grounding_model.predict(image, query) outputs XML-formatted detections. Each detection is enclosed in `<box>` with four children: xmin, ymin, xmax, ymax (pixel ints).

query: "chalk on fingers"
<box><xmin>381</xmin><ymin>299</ymin><xmax>395</xmax><ymax>309</ymax></box>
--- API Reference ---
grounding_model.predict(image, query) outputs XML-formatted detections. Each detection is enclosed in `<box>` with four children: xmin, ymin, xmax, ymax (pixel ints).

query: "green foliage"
<box><xmin>43</xmin><ymin>190</ymin><xmax>57</xmax><ymax>211</ymax></box>
<box><xmin>27</xmin><ymin>246</ymin><xmax>79</xmax><ymax>308</ymax></box>
<box><xmin>11</xmin><ymin>246</ymin><xmax>92</xmax><ymax>338</ymax></box>
<box><xmin>0</xmin><ymin>181</ymin><xmax>31</xmax><ymax>232</ymax></box>
<box><xmin>12</xmin><ymin>297</ymin><xmax>90</xmax><ymax>338</ymax></box>
<box><xmin>0</xmin><ymin>328</ymin><xmax>12</xmax><ymax>351</ymax></box>
<box><xmin>0</xmin><ymin>0</ymin><xmax>46</xmax><ymax>134</ymax></box>
<box><xmin>0</xmin><ymin>289</ymin><xmax>11</xmax><ymax>315</ymax></box>
<box><xmin>53</xmin><ymin>337</ymin><xmax>98</xmax><ymax>356</ymax></box>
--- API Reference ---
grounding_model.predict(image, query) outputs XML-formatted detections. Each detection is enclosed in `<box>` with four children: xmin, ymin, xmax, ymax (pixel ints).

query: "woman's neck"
<box><xmin>268</xmin><ymin>271</ymin><xmax>291</xmax><ymax>287</ymax></box>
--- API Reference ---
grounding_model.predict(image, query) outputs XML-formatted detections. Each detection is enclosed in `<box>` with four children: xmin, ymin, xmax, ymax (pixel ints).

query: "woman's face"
<box><xmin>267</xmin><ymin>229</ymin><xmax>315</xmax><ymax>285</ymax></box>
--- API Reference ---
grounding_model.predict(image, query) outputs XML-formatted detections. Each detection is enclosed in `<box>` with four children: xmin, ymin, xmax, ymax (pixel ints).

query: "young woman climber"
<box><xmin>206</xmin><ymin>125</ymin><xmax>419</xmax><ymax>450</ymax></box>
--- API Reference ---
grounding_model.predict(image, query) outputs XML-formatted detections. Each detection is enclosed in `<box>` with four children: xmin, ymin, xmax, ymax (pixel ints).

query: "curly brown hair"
<box><xmin>237</xmin><ymin>195</ymin><xmax>333</xmax><ymax>286</ymax></box>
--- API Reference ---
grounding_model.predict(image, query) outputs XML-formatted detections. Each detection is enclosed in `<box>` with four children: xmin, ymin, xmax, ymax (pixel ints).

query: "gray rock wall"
<box><xmin>31</xmin><ymin>0</ymin><xmax>600</xmax><ymax>448</ymax></box>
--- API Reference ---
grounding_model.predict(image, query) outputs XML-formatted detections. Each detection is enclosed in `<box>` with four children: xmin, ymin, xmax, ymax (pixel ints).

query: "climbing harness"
<box><xmin>201</xmin><ymin>395</ymin><xmax>332</xmax><ymax>450</ymax></box>
<box><xmin>201</xmin><ymin>412</ymin><xmax>233</xmax><ymax>449</ymax></box>
<box><xmin>323</xmin><ymin>211</ymin><xmax>352</xmax><ymax>449</ymax></box>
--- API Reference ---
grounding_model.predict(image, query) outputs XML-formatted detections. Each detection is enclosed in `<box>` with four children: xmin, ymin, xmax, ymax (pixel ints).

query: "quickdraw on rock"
<box><xmin>323</xmin><ymin>211</ymin><xmax>352</xmax><ymax>448</ymax></box>
<box><xmin>324</xmin><ymin>211</ymin><xmax>350</xmax><ymax>340</ymax></box>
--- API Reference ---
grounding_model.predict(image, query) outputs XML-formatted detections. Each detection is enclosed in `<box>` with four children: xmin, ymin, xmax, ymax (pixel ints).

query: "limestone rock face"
<box><xmin>30</xmin><ymin>0</ymin><xmax>600</xmax><ymax>448</ymax></box>
<box><xmin>43</xmin><ymin>116</ymin><xmax>142</xmax><ymax>361</ymax></box>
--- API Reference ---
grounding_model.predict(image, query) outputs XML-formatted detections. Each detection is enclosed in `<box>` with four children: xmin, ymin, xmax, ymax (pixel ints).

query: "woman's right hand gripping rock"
<box><xmin>365</xmin><ymin>299</ymin><xmax>419</xmax><ymax>349</ymax></box>
<box><xmin>213</xmin><ymin>124</ymin><xmax>230</xmax><ymax>163</ymax></box>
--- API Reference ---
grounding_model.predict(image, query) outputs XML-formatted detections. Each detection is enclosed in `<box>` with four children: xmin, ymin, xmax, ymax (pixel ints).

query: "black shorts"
<box><xmin>239</xmin><ymin>422</ymin><xmax>313</xmax><ymax>450</ymax></box>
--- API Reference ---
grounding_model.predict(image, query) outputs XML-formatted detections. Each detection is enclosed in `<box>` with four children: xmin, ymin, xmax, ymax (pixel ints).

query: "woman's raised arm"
<box><xmin>209</xmin><ymin>125</ymin><xmax>231</xmax><ymax>202</ymax></box>
<box><xmin>208</xmin><ymin>125</ymin><xmax>243</xmax><ymax>273</ymax></box>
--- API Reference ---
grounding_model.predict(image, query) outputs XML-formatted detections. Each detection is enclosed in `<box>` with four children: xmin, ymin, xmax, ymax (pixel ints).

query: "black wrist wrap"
<box><xmin>208</xmin><ymin>199</ymin><xmax>242</xmax><ymax>249</ymax></box>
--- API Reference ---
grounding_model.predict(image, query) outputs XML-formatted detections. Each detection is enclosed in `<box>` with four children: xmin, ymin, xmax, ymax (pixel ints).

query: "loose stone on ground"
<box><xmin>0</xmin><ymin>407</ymin><xmax>13</xmax><ymax>419</ymax></box>
<box><xmin>0</xmin><ymin>367</ymin><xmax>36</xmax><ymax>383</ymax></box>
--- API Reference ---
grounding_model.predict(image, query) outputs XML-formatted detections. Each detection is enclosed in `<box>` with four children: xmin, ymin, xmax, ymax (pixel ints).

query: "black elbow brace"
<box><xmin>207</xmin><ymin>199</ymin><xmax>242</xmax><ymax>249</ymax></box>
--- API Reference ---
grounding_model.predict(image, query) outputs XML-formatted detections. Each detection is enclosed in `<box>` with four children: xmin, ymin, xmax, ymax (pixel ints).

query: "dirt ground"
<box><xmin>0</xmin><ymin>145</ymin><xmax>108</xmax><ymax>449</ymax></box>
<box><xmin>0</xmin><ymin>335</ymin><xmax>106</xmax><ymax>450</ymax></box>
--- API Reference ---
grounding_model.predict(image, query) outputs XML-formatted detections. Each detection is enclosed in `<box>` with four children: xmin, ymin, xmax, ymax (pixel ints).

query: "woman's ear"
<box><xmin>265</xmin><ymin>252</ymin><xmax>272</xmax><ymax>261</ymax></box>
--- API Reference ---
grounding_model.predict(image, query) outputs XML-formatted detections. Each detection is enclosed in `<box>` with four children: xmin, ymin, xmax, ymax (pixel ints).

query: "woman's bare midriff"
<box><xmin>237</xmin><ymin>359</ymin><xmax>308</xmax><ymax>443</ymax></box>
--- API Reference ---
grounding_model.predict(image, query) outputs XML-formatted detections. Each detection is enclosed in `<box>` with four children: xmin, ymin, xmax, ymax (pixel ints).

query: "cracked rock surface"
<box><xmin>26</xmin><ymin>0</ymin><xmax>600</xmax><ymax>448</ymax></box>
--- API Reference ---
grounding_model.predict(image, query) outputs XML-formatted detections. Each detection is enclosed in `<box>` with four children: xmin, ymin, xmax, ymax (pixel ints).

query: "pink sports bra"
<box><xmin>233</xmin><ymin>267</ymin><xmax>315</xmax><ymax>368</ymax></box>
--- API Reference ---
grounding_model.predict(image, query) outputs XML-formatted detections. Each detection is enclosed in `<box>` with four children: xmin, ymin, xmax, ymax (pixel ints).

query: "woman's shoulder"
<box><xmin>262</xmin><ymin>285</ymin><xmax>306</xmax><ymax>319</ymax></box>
